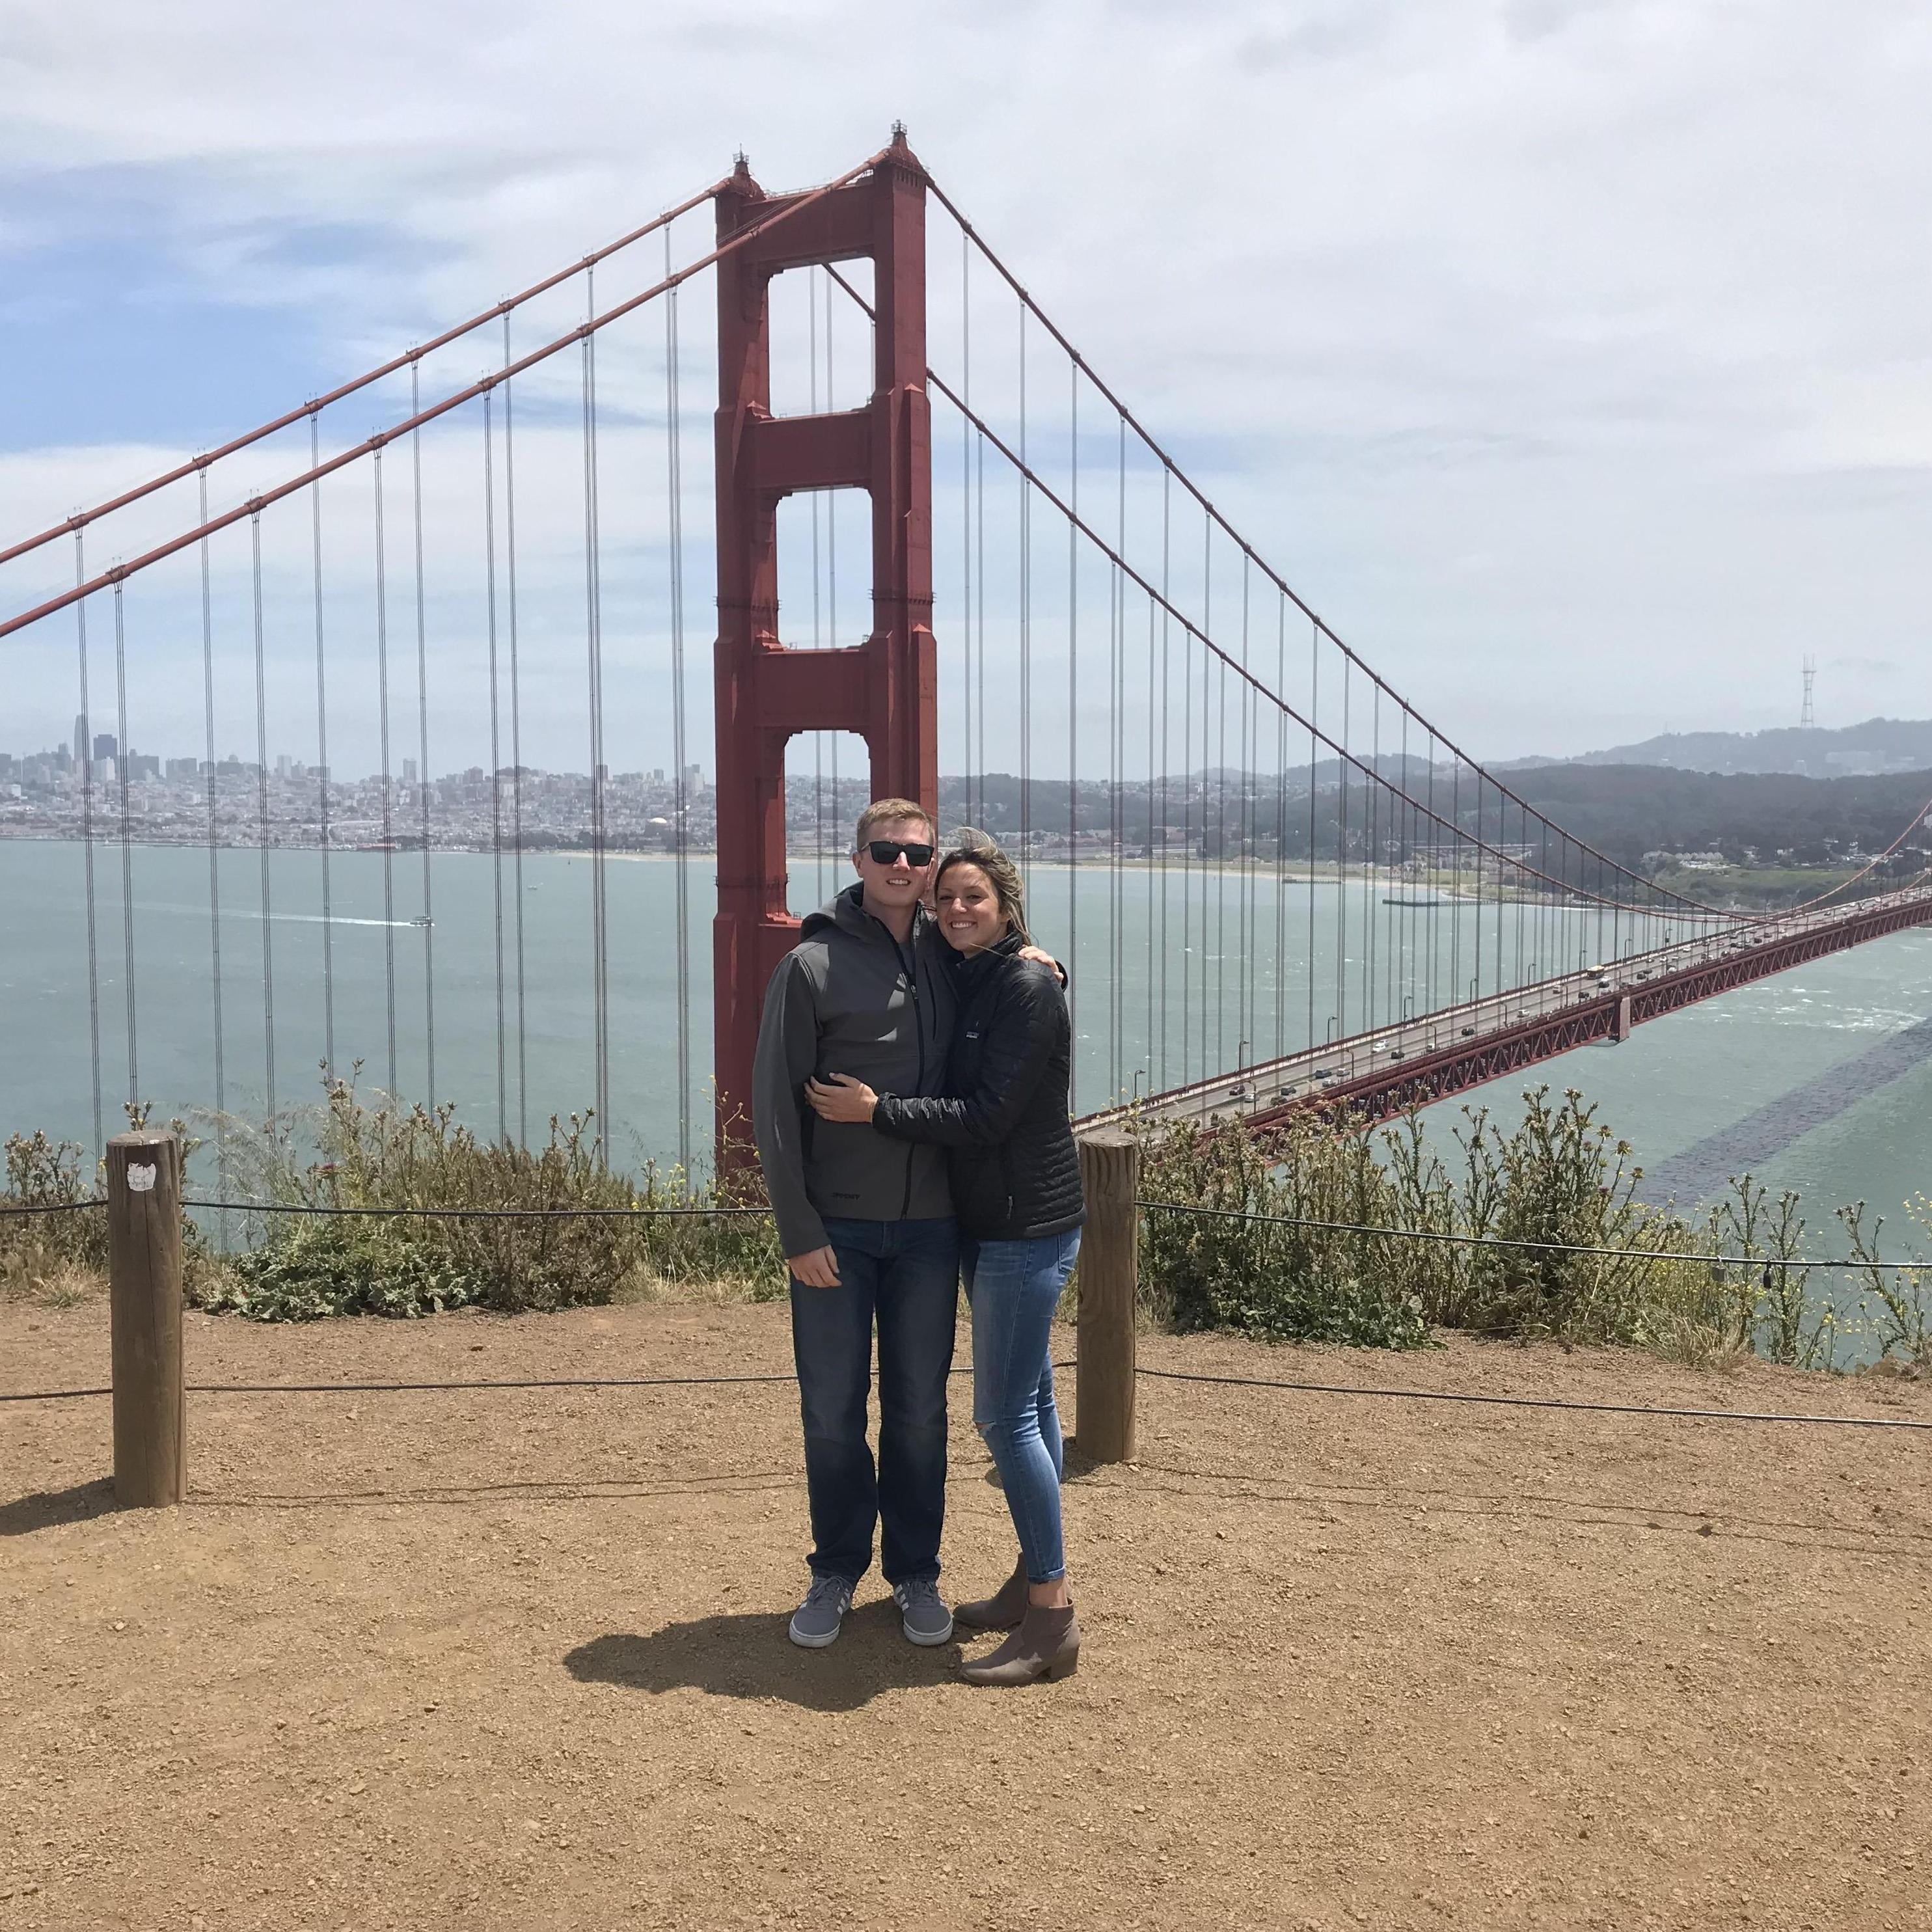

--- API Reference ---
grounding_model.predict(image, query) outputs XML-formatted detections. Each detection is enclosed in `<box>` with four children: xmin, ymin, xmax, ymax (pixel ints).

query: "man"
<box><xmin>753</xmin><ymin>799</ymin><xmax>960</xmax><ymax>1650</ymax></box>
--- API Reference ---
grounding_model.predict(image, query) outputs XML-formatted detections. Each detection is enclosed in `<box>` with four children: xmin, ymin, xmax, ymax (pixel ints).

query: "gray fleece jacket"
<box><xmin>751</xmin><ymin>884</ymin><xmax>957</xmax><ymax>1257</ymax></box>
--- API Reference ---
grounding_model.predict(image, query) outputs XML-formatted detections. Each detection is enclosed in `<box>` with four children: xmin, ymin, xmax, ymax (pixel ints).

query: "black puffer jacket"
<box><xmin>871</xmin><ymin>931</ymin><xmax>1085</xmax><ymax>1241</ymax></box>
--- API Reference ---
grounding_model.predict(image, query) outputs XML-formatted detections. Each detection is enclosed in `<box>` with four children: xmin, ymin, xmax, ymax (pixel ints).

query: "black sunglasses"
<box><xmin>864</xmin><ymin>839</ymin><xmax>934</xmax><ymax>867</ymax></box>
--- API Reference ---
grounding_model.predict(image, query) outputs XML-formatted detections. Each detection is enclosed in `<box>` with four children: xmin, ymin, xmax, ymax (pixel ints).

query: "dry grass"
<box><xmin>0</xmin><ymin>1249</ymin><xmax>105</xmax><ymax>1309</ymax></box>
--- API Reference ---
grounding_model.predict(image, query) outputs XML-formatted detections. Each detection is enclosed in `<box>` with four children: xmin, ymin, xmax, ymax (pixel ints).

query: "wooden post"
<box><xmin>107</xmin><ymin>1130</ymin><xmax>185</xmax><ymax>1507</ymax></box>
<box><xmin>1075</xmin><ymin>1130</ymin><xmax>1139</xmax><ymax>1464</ymax></box>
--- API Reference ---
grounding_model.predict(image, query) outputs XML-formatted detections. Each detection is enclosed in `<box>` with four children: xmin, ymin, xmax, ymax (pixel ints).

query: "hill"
<box><xmin>1502</xmin><ymin>716</ymin><xmax>1932</xmax><ymax>778</ymax></box>
<box><xmin>1499</xmin><ymin>762</ymin><xmax>1932</xmax><ymax>873</ymax></box>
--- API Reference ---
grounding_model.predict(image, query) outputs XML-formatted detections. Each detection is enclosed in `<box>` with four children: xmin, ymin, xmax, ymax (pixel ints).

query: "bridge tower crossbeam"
<box><xmin>711</xmin><ymin>133</ymin><xmax>938</xmax><ymax>1154</ymax></box>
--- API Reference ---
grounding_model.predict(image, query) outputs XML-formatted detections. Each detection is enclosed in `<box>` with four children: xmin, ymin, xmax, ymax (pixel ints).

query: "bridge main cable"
<box><xmin>820</xmin><ymin>262</ymin><xmax>1728</xmax><ymax>926</ymax></box>
<box><xmin>919</xmin><ymin>178</ymin><xmax>1734</xmax><ymax>923</ymax></box>
<box><xmin>0</xmin><ymin>150</ymin><xmax>890</xmax><ymax>642</ymax></box>
<box><xmin>0</xmin><ymin>179</ymin><xmax>730</xmax><ymax>572</ymax></box>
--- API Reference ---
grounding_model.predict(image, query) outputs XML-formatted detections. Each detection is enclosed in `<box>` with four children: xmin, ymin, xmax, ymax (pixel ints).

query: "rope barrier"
<box><xmin>6</xmin><ymin>1360</ymin><xmax>1920</xmax><ymax>1435</ymax></box>
<box><xmin>1</xmin><ymin>1361</ymin><xmax>1078</xmax><ymax>1406</ymax></box>
<box><xmin>1134</xmin><ymin>1365</ymin><xmax>1932</xmax><ymax>1430</ymax></box>
<box><xmin>1137</xmin><ymin>1197</ymin><xmax>1925</xmax><ymax>1272</ymax></box>
<box><xmin>174</xmin><ymin>1198</ymin><xmax>770</xmax><ymax>1220</ymax></box>
<box><xmin>0</xmin><ymin>1373</ymin><xmax>788</xmax><ymax>1404</ymax></box>
<box><xmin>198</xmin><ymin>1373</ymin><xmax>796</xmax><ymax>1393</ymax></box>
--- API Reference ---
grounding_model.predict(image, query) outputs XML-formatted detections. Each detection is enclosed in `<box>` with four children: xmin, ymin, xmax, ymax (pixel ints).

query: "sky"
<box><xmin>2</xmin><ymin>0</ymin><xmax>1929</xmax><ymax>774</ymax></box>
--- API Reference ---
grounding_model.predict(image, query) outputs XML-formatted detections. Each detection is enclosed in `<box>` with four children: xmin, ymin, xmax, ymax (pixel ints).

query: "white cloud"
<box><xmin>3</xmin><ymin>0</ymin><xmax>1930</xmax><ymax>759</ymax></box>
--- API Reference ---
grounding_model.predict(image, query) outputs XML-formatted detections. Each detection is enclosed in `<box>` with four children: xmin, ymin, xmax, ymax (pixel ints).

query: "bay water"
<box><xmin>3</xmin><ymin>839</ymin><xmax>1927</xmax><ymax>1250</ymax></box>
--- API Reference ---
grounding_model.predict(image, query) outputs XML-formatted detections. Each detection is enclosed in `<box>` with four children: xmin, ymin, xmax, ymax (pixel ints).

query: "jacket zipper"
<box><xmin>900</xmin><ymin>941</ymin><xmax>921</xmax><ymax>1217</ymax></box>
<box><xmin>860</xmin><ymin>898</ymin><xmax>926</xmax><ymax>1221</ymax></box>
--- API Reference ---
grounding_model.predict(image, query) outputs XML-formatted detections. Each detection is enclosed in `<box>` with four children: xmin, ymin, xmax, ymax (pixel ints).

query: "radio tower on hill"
<box><xmin>1801</xmin><ymin>655</ymin><xmax>1817</xmax><ymax>729</ymax></box>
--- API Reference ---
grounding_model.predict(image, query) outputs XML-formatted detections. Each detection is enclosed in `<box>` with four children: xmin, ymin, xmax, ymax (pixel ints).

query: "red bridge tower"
<box><xmin>711</xmin><ymin>134</ymin><xmax>938</xmax><ymax>1153</ymax></box>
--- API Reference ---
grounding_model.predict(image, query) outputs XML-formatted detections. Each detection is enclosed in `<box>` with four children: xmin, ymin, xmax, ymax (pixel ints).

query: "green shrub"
<box><xmin>212</xmin><ymin>1217</ymin><xmax>470</xmax><ymax>1320</ymax></box>
<box><xmin>1835</xmin><ymin>1198</ymin><xmax>1932</xmax><ymax>1368</ymax></box>
<box><xmin>0</xmin><ymin>1128</ymin><xmax>110</xmax><ymax>1304</ymax></box>
<box><xmin>2</xmin><ymin>1109</ymin><xmax>221</xmax><ymax>1306</ymax></box>
<box><xmin>1137</xmin><ymin>1111</ymin><xmax>1429</xmax><ymax>1349</ymax></box>
<box><xmin>1135</xmin><ymin>1087</ymin><xmax>1881</xmax><ymax>1367</ymax></box>
<box><xmin>10</xmin><ymin>1069</ymin><xmax>1920</xmax><ymax>1369</ymax></box>
<box><xmin>190</xmin><ymin>1073</ymin><xmax>783</xmax><ymax>1321</ymax></box>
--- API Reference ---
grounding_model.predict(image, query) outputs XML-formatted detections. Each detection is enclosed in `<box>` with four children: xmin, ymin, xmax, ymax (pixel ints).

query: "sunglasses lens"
<box><xmin>867</xmin><ymin>841</ymin><xmax>933</xmax><ymax>866</ymax></box>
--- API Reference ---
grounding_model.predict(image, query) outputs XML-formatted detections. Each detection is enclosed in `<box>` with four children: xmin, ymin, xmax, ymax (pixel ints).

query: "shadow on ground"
<box><xmin>0</xmin><ymin>1478</ymin><xmax>121</xmax><ymax>1537</ymax></box>
<box><xmin>564</xmin><ymin>1599</ymin><xmax>964</xmax><ymax>1711</ymax></box>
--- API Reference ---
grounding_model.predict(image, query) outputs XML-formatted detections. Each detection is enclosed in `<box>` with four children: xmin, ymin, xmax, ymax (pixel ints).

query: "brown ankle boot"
<box><xmin>953</xmin><ymin>1559</ymin><xmax>1027</xmax><ymax>1631</ymax></box>
<box><xmin>960</xmin><ymin>1601</ymin><xmax>1080</xmax><ymax>1686</ymax></box>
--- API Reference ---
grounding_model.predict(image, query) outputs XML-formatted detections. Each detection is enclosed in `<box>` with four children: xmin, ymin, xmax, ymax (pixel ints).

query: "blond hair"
<box><xmin>935</xmin><ymin>828</ymin><xmax>1030</xmax><ymax>944</ymax></box>
<box><xmin>853</xmin><ymin>796</ymin><xmax>935</xmax><ymax>852</ymax></box>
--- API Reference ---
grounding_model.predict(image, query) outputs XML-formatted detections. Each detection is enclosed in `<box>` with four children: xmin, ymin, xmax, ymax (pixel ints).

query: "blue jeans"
<box><xmin>964</xmin><ymin>1228</ymin><xmax>1082</xmax><ymax>1585</ymax></box>
<box><xmin>791</xmin><ymin>1216</ymin><xmax>960</xmax><ymax>1587</ymax></box>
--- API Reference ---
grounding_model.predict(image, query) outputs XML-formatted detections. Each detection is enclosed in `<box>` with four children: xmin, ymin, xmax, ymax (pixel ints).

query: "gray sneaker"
<box><xmin>893</xmin><ymin>1577</ymin><xmax>955</xmax><ymax>1647</ymax></box>
<box><xmin>789</xmin><ymin>1575</ymin><xmax>854</xmax><ymax>1650</ymax></box>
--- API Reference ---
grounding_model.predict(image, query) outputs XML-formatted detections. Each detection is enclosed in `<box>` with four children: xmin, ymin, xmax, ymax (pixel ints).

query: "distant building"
<box><xmin>93</xmin><ymin>733</ymin><xmax>117</xmax><ymax>763</ymax></box>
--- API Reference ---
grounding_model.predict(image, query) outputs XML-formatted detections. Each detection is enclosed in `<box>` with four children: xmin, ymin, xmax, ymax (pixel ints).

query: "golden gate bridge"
<box><xmin>5</xmin><ymin>129</ymin><xmax>1930</xmax><ymax>1169</ymax></box>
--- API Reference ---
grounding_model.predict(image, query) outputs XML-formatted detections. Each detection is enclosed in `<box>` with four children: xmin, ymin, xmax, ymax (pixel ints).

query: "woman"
<box><xmin>806</xmin><ymin>831</ymin><xmax>1085</xmax><ymax>1686</ymax></box>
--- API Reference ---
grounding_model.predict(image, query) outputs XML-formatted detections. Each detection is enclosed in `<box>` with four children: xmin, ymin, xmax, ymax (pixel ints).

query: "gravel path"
<box><xmin>4</xmin><ymin>1299</ymin><xmax>1929</xmax><ymax>1929</ymax></box>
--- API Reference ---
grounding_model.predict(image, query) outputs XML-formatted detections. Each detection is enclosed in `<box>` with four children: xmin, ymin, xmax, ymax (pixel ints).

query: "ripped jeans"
<box><xmin>963</xmin><ymin>1227</ymin><xmax>1082</xmax><ymax>1584</ymax></box>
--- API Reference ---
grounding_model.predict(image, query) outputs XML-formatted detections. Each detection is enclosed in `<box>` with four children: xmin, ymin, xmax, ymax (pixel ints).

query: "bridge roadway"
<box><xmin>1079</xmin><ymin>884</ymin><xmax>1932</xmax><ymax>1135</ymax></box>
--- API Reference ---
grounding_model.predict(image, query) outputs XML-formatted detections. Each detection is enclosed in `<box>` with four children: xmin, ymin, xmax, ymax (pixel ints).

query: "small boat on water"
<box><xmin>410</xmin><ymin>915</ymin><xmax>433</xmax><ymax>927</ymax></box>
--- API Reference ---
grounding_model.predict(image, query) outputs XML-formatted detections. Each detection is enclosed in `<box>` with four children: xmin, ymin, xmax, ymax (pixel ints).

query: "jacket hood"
<box><xmin>800</xmin><ymin>881</ymin><xmax>928</xmax><ymax>946</ymax></box>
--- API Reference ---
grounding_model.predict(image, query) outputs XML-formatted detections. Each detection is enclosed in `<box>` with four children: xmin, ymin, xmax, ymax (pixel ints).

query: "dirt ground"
<box><xmin>3</xmin><ymin>1298</ymin><xmax>1930</xmax><ymax>1932</ymax></box>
